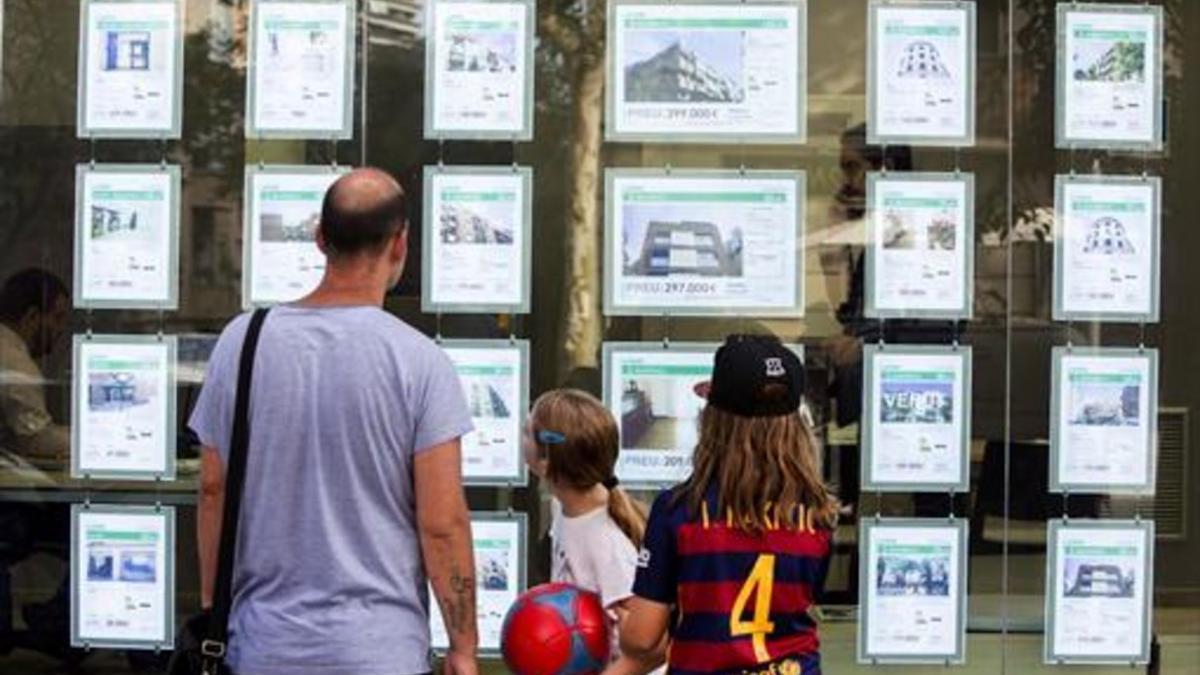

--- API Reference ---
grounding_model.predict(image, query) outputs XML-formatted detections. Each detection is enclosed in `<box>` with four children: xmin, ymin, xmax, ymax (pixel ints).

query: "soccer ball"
<box><xmin>501</xmin><ymin>583</ymin><xmax>610</xmax><ymax>675</ymax></box>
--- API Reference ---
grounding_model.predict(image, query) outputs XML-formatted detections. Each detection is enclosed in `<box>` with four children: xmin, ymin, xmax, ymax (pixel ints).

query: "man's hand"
<box><xmin>442</xmin><ymin>648</ymin><xmax>478</xmax><ymax>675</ymax></box>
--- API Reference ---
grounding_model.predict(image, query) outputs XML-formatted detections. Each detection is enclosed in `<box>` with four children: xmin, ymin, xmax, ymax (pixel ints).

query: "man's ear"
<box><xmin>391</xmin><ymin>226</ymin><xmax>408</xmax><ymax>262</ymax></box>
<box><xmin>315</xmin><ymin>224</ymin><xmax>331</xmax><ymax>255</ymax></box>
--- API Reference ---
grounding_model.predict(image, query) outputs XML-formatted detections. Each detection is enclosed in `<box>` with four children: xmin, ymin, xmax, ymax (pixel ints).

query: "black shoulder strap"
<box><xmin>204</xmin><ymin>308</ymin><xmax>270</xmax><ymax>661</ymax></box>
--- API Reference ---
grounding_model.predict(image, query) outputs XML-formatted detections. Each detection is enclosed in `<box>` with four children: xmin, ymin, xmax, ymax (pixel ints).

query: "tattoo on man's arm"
<box><xmin>439</xmin><ymin>565</ymin><xmax>476</xmax><ymax>633</ymax></box>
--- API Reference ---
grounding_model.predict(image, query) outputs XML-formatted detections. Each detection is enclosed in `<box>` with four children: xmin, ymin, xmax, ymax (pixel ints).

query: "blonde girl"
<box><xmin>525</xmin><ymin>389</ymin><xmax>665</xmax><ymax>675</ymax></box>
<box><xmin>620</xmin><ymin>335</ymin><xmax>839</xmax><ymax>675</ymax></box>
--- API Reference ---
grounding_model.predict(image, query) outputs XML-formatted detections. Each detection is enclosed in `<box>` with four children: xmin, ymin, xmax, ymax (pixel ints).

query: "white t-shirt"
<box><xmin>550</xmin><ymin>498</ymin><xmax>639</xmax><ymax>663</ymax></box>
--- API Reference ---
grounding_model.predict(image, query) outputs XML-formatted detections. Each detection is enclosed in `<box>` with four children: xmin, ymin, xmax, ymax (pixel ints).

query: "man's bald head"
<box><xmin>319</xmin><ymin>167</ymin><xmax>408</xmax><ymax>258</ymax></box>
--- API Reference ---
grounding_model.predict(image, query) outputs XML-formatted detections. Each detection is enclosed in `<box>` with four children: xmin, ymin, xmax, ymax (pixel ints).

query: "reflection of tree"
<box><xmin>538</xmin><ymin>0</ymin><xmax>606</xmax><ymax>369</ymax></box>
<box><xmin>181</xmin><ymin>15</ymin><xmax>247</xmax><ymax>197</ymax></box>
<box><xmin>0</xmin><ymin>0</ymin><xmax>76</xmax><ymax>124</ymax></box>
<box><xmin>0</xmin><ymin>0</ymin><xmax>78</xmax><ymax>262</ymax></box>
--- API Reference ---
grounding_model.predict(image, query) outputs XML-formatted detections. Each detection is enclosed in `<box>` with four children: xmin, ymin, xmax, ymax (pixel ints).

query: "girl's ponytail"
<box><xmin>606</xmin><ymin>482</ymin><xmax>648</xmax><ymax>549</ymax></box>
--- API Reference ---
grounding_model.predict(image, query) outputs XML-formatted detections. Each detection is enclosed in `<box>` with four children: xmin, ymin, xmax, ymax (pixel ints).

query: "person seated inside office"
<box><xmin>0</xmin><ymin>269</ymin><xmax>70</xmax><ymax>465</ymax></box>
<box><xmin>0</xmin><ymin>269</ymin><xmax>76</xmax><ymax>660</ymax></box>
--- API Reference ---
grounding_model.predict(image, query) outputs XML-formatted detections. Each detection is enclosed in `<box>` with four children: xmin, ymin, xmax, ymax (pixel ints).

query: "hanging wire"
<box><xmin>360</xmin><ymin>0</ymin><xmax>369</xmax><ymax>167</ymax></box>
<box><xmin>1000</xmin><ymin>3</ymin><xmax>1017</xmax><ymax>666</ymax></box>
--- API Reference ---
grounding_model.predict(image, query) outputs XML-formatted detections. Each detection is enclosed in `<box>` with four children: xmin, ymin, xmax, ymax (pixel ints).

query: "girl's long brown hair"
<box><xmin>530</xmin><ymin>389</ymin><xmax>648</xmax><ymax>547</ymax></box>
<box><xmin>675</xmin><ymin>405</ymin><xmax>838</xmax><ymax>536</ymax></box>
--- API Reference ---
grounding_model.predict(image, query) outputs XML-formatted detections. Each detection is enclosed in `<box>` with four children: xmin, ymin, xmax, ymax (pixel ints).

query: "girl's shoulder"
<box><xmin>560</xmin><ymin>506</ymin><xmax>631</xmax><ymax>544</ymax></box>
<box><xmin>559</xmin><ymin>509</ymin><xmax>639</xmax><ymax>575</ymax></box>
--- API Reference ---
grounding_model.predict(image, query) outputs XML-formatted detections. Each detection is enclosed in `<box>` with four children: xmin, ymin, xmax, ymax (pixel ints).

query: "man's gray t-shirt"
<box><xmin>188</xmin><ymin>305</ymin><xmax>472</xmax><ymax>675</ymax></box>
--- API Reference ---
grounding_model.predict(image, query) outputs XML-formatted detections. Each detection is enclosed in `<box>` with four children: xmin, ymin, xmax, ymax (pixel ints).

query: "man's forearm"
<box><xmin>421</xmin><ymin>524</ymin><xmax>478</xmax><ymax>654</ymax></box>
<box><xmin>198</xmin><ymin>487</ymin><xmax>223</xmax><ymax>609</ymax></box>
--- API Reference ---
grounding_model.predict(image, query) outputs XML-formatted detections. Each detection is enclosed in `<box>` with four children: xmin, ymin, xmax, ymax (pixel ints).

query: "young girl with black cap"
<box><xmin>620</xmin><ymin>334</ymin><xmax>839</xmax><ymax>675</ymax></box>
<box><xmin>525</xmin><ymin>389</ymin><xmax>665</xmax><ymax>674</ymax></box>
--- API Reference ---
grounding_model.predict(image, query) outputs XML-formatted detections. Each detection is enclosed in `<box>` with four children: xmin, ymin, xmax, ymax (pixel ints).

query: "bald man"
<box><xmin>190</xmin><ymin>168</ymin><xmax>478</xmax><ymax>675</ymax></box>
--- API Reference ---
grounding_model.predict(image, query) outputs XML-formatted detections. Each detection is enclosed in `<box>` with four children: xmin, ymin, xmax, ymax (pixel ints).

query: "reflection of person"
<box><xmin>826</xmin><ymin>127</ymin><xmax>963</xmax><ymax>522</ymax></box>
<box><xmin>524</xmin><ymin>389</ymin><xmax>665</xmax><ymax>675</ymax></box>
<box><xmin>623</xmin><ymin>335</ymin><xmax>839</xmax><ymax>674</ymax></box>
<box><xmin>189</xmin><ymin>169</ymin><xmax>479</xmax><ymax>675</ymax></box>
<box><xmin>0</xmin><ymin>269</ymin><xmax>70</xmax><ymax>461</ymax></box>
<box><xmin>825</xmin><ymin>124</ymin><xmax>914</xmax><ymax>422</ymax></box>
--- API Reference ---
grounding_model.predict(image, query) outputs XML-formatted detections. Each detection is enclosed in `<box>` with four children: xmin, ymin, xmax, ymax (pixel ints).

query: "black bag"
<box><xmin>168</xmin><ymin>308</ymin><xmax>270</xmax><ymax>675</ymax></box>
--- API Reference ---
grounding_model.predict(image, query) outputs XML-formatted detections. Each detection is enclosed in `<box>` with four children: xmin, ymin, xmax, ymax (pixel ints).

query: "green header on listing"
<box><xmin>622</xmin><ymin>363</ymin><xmax>711</xmax><ymax>377</ymax></box>
<box><xmin>97</xmin><ymin>20</ymin><xmax>169</xmax><ymax>30</ymax></box>
<box><xmin>87</xmin><ymin>529</ymin><xmax>160</xmax><ymax>544</ymax></box>
<box><xmin>446</xmin><ymin>19</ymin><xmax>518</xmax><ymax>31</ymax></box>
<box><xmin>882</xmin><ymin>196</ymin><xmax>959</xmax><ymax>209</ymax></box>
<box><xmin>884</xmin><ymin>24</ymin><xmax>960</xmax><ymax>37</ymax></box>
<box><xmin>456</xmin><ymin>365</ymin><xmax>515</xmax><ymax>376</ymax></box>
<box><xmin>625</xmin><ymin>17</ymin><xmax>787</xmax><ymax>30</ymax></box>
<box><xmin>1064</xmin><ymin>544</ymin><xmax>1139</xmax><ymax>556</ymax></box>
<box><xmin>443</xmin><ymin>191</ymin><xmax>516</xmax><ymax>202</ymax></box>
<box><xmin>262</xmin><ymin>190</ymin><xmax>322</xmax><ymax>201</ymax></box>
<box><xmin>1074</xmin><ymin>28</ymin><xmax>1147</xmax><ymax>42</ymax></box>
<box><xmin>1072</xmin><ymin>198</ymin><xmax>1146</xmax><ymax>213</ymax></box>
<box><xmin>880</xmin><ymin>368</ymin><xmax>956</xmax><ymax>381</ymax></box>
<box><xmin>264</xmin><ymin>20</ymin><xmax>339</xmax><ymax>31</ymax></box>
<box><xmin>89</xmin><ymin>357</ymin><xmax>159</xmax><ymax>371</ymax></box>
<box><xmin>624</xmin><ymin>190</ymin><xmax>787</xmax><ymax>204</ymax></box>
<box><xmin>878</xmin><ymin>543</ymin><xmax>952</xmax><ymax>555</ymax></box>
<box><xmin>94</xmin><ymin>190</ymin><xmax>164</xmax><ymax>201</ymax></box>
<box><xmin>1067</xmin><ymin>371</ymin><xmax>1141</xmax><ymax>385</ymax></box>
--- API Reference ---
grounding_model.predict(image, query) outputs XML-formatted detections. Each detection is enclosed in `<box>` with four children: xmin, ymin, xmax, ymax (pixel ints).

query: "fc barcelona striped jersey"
<box><xmin>633</xmin><ymin>489</ymin><xmax>833</xmax><ymax>675</ymax></box>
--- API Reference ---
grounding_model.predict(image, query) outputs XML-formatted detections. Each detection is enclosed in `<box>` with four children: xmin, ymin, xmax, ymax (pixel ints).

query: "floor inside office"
<box><xmin>6</xmin><ymin>538</ymin><xmax>1200</xmax><ymax>674</ymax></box>
<box><xmin>1</xmin><ymin>620</ymin><xmax>1197</xmax><ymax>675</ymax></box>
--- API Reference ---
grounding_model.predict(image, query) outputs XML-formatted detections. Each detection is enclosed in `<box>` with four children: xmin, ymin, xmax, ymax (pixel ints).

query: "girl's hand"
<box><xmin>607</xmin><ymin>598</ymin><xmax>669</xmax><ymax>675</ymax></box>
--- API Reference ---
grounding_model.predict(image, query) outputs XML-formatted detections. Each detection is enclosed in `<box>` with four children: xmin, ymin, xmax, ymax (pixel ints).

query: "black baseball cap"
<box><xmin>698</xmin><ymin>334</ymin><xmax>805</xmax><ymax>418</ymax></box>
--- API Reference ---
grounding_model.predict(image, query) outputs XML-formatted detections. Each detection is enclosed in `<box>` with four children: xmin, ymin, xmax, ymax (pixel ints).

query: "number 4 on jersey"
<box><xmin>730</xmin><ymin>554</ymin><xmax>777</xmax><ymax>662</ymax></box>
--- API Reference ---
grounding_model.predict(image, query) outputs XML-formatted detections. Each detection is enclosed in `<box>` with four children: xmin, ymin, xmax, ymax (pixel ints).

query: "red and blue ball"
<box><xmin>501</xmin><ymin>583</ymin><xmax>610</xmax><ymax>675</ymax></box>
